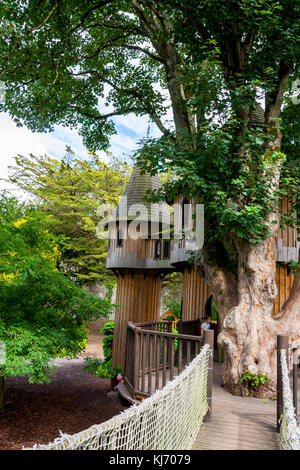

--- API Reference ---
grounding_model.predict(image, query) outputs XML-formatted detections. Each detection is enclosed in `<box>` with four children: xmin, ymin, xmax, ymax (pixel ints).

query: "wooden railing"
<box><xmin>123</xmin><ymin>319</ymin><xmax>204</xmax><ymax>400</ymax></box>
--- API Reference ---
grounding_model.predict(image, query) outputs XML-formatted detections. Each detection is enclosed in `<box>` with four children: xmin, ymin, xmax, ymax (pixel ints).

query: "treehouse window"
<box><xmin>182</xmin><ymin>197</ymin><xmax>190</xmax><ymax>236</ymax></box>
<box><xmin>154</xmin><ymin>240</ymin><xmax>161</xmax><ymax>259</ymax></box>
<box><xmin>117</xmin><ymin>228</ymin><xmax>123</xmax><ymax>248</ymax></box>
<box><xmin>163</xmin><ymin>240</ymin><xmax>170</xmax><ymax>259</ymax></box>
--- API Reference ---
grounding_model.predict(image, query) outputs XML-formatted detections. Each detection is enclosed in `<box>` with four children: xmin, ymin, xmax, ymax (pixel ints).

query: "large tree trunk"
<box><xmin>216</xmin><ymin>231</ymin><xmax>300</xmax><ymax>399</ymax></box>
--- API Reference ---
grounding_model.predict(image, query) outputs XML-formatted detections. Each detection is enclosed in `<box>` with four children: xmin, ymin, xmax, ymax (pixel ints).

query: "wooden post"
<box><xmin>133</xmin><ymin>327</ymin><xmax>141</xmax><ymax>397</ymax></box>
<box><xmin>292</xmin><ymin>347</ymin><xmax>298</xmax><ymax>423</ymax></box>
<box><xmin>204</xmin><ymin>329</ymin><xmax>214</xmax><ymax>423</ymax></box>
<box><xmin>277</xmin><ymin>334</ymin><xmax>289</xmax><ymax>432</ymax></box>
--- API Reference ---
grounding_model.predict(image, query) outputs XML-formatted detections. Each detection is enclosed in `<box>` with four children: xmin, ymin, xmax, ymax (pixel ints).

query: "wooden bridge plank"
<box><xmin>192</xmin><ymin>364</ymin><xmax>280</xmax><ymax>450</ymax></box>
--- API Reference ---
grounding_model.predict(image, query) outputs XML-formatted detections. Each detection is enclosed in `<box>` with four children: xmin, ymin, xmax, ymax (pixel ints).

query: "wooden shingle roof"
<box><xmin>115</xmin><ymin>166</ymin><xmax>171</xmax><ymax>224</ymax></box>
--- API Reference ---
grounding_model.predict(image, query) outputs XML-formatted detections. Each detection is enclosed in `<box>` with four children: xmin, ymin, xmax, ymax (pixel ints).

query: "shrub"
<box><xmin>83</xmin><ymin>357</ymin><xmax>121</xmax><ymax>379</ymax></box>
<box><xmin>238</xmin><ymin>370</ymin><xmax>269</xmax><ymax>388</ymax></box>
<box><xmin>84</xmin><ymin>321</ymin><xmax>122</xmax><ymax>378</ymax></box>
<box><xmin>101</xmin><ymin>321</ymin><xmax>114</xmax><ymax>362</ymax></box>
<box><xmin>0</xmin><ymin>196</ymin><xmax>113</xmax><ymax>387</ymax></box>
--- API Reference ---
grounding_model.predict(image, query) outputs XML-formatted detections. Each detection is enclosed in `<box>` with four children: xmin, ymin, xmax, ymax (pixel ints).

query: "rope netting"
<box><xmin>280</xmin><ymin>349</ymin><xmax>300</xmax><ymax>450</ymax></box>
<box><xmin>25</xmin><ymin>344</ymin><xmax>211</xmax><ymax>451</ymax></box>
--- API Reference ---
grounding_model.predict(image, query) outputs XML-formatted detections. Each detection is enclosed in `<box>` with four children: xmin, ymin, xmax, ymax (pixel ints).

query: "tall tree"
<box><xmin>1</xmin><ymin>0</ymin><xmax>299</xmax><ymax>397</ymax></box>
<box><xmin>7</xmin><ymin>149</ymin><xmax>131</xmax><ymax>286</ymax></box>
<box><xmin>0</xmin><ymin>196</ymin><xmax>113</xmax><ymax>410</ymax></box>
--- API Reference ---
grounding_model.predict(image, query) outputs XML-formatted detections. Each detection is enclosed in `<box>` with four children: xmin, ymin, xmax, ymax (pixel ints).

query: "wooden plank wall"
<box><xmin>273</xmin><ymin>264</ymin><xmax>295</xmax><ymax>314</ymax></box>
<box><xmin>181</xmin><ymin>267</ymin><xmax>211</xmax><ymax>321</ymax></box>
<box><xmin>112</xmin><ymin>270</ymin><xmax>161</xmax><ymax>370</ymax></box>
<box><xmin>278</xmin><ymin>196</ymin><xmax>297</xmax><ymax>248</ymax></box>
<box><xmin>108</xmin><ymin>223</ymin><xmax>167</xmax><ymax>261</ymax></box>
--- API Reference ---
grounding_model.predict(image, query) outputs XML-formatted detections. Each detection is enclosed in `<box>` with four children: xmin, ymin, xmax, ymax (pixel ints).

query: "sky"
<box><xmin>0</xmin><ymin>111</ymin><xmax>161</xmax><ymax>198</ymax></box>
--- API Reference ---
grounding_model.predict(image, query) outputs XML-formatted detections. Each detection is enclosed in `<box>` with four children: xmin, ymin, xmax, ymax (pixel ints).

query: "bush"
<box><xmin>84</xmin><ymin>321</ymin><xmax>122</xmax><ymax>379</ymax></box>
<box><xmin>83</xmin><ymin>357</ymin><xmax>121</xmax><ymax>379</ymax></box>
<box><xmin>100</xmin><ymin>321</ymin><xmax>114</xmax><ymax>362</ymax></box>
<box><xmin>238</xmin><ymin>370</ymin><xmax>269</xmax><ymax>388</ymax></box>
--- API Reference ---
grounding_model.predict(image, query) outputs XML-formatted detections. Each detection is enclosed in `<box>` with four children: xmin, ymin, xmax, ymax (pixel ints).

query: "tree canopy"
<box><xmin>1</xmin><ymin>0</ymin><xmax>299</xmax><ymax>258</ymax></box>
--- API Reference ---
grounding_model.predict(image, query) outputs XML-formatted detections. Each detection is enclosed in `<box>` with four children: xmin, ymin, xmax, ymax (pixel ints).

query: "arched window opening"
<box><xmin>154</xmin><ymin>240</ymin><xmax>161</xmax><ymax>259</ymax></box>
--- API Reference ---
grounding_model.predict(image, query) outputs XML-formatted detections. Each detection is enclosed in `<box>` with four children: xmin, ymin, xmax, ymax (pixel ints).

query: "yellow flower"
<box><xmin>7</xmin><ymin>251</ymin><xmax>17</xmax><ymax>257</ymax></box>
<box><xmin>0</xmin><ymin>272</ymin><xmax>16</xmax><ymax>283</ymax></box>
<box><xmin>13</xmin><ymin>218</ymin><xmax>27</xmax><ymax>228</ymax></box>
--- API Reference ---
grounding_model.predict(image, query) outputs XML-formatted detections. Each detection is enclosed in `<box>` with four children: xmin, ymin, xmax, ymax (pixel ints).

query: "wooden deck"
<box><xmin>118</xmin><ymin>366</ymin><xmax>180</xmax><ymax>404</ymax></box>
<box><xmin>192</xmin><ymin>363</ymin><xmax>280</xmax><ymax>450</ymax></box>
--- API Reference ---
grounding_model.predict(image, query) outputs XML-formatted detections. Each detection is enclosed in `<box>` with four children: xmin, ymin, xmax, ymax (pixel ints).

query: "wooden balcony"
<box><xmin>119</xmin><ymin>319</ymin><xmax>203</xmax><ymax>403</ymax></box>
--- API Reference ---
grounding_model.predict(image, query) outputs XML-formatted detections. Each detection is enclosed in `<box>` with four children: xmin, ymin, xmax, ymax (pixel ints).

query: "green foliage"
<box><xmin>83</xmin><ymin>357</ymin><xmax>121</xmax><ymax>379</ymax></box>
<box><xmin>284</xmin><ymin>260</ymin><xmax>300</xmax><ymax>276</ymax></box>
<box><xmin>161</xmin><ymin>272</ymin><xmax>182</xmax><ymax>317</ymax></box>
<box><xmin>165</xmin><ymin>300</ymin><xmax>181</xmax><ymax>320</ymax></box>
<box><xmin>7</xmin><ymin>150</ymin><xmax>131</xmax><ymax>285</ymax></box>
<box><xmin>83</xmin><ymin>321</ymin><xmax>122</xmax><ymax>378</ymax></box>
<box><xmin>100</xmin><ymin>320</ymin><xmax>115</xmax><ymax>363</ymax></box>
<box><xmin>238</xmin><ymin>370</ymin><xmax>269</xmax><ymax>388</ymax></box>
<box><xmin>0</xmin><ymin>195</ymin><xmax>113</xmax><ymax>384</ymax></box>
<box><xmin>211</xmin><ymin>301</ymin><xmax>218</xmax><ymax>322</ymax></box>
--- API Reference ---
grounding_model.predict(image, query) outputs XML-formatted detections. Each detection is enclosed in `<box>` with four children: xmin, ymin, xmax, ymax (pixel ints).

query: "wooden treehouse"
<box><xmin>106</xmin><ymin>161</ymin><xmax>299</xmax><ymax>400</ymax></box>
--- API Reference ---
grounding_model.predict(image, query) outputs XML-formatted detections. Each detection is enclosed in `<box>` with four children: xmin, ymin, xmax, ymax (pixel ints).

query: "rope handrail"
<box><xmin>24</xmin><ymin>344</ymin><xmax>211</xmax><ymax>451</ymax></box>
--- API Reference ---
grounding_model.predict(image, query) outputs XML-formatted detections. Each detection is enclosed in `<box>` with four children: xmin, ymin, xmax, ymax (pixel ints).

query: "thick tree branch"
<box><xmin>82</xmin><ymin>42</ymin><xmax>164</xmax><ymax>63</ymax></box>
<box><xmin>265</xmin><ymin>59</ymin><xmax>291</xmax><ymax>123</ymax></box>
<box><xmin>71</xmin><ymin>69</ymin><xmax>173</xmax><ymax>139</ymax></box>
<box><xmin>69</xmin><ymin>105</ymin><xmax>140</xmax><ymax>121</ymax></box>
<box><xmin>68</xmin><ymin>0</ymin><xmax>116</xmax><ymax>35</ymax></box>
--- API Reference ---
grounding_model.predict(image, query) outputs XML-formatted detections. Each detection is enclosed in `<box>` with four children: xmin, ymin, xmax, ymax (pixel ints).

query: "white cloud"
<box><xmin>0</xmin><ymin>113</ymin><xmax>48</xmax><ymax>198</ymax></box>
<box><xmin>0</xmin><ymin>104</ymin><xmax>168</xmax><ymax>199</ymax></box>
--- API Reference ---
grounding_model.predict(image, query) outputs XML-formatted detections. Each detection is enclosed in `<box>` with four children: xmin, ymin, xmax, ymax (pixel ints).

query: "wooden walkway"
<box><xmin>192</xmin><ymin>364</ymin><xmax>280</xmax><ymax>450</ymax></box>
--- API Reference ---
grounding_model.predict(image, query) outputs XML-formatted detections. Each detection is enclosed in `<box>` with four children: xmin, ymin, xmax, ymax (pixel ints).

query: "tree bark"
<box><xmin>218</xmin><ymin>231</ymin><xmax>279</xmax><ymax>397</ymax></box>
<box><xmin>216</xmin><ymin>228</ymin><xmax>300</xmax><ymax>398</ymax></box>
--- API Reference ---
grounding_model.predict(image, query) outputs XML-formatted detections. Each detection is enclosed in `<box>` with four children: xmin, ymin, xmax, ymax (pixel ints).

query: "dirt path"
<box><xmin>79</xmin><ymin>320</ymin><xmax>105</xmax><ymax>358</ymax></box>
<box><xmin>0</xmin><ymin>320</ymin><xmax>127</xmax><ymax>450</ymax></box>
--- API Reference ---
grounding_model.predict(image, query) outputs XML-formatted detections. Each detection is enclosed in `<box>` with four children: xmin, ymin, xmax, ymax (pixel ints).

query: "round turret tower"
<box><xmin>106</xmin><ymin>166</ymin><xmax>173</xmax><ymax>370</ymax></box>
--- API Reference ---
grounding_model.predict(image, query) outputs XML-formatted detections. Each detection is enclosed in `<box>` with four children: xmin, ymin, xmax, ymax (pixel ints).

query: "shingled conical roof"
<box><xmin>114</xmin><ymin>166</ymin><xmax>171</xmax><ymax>224</ymax></box>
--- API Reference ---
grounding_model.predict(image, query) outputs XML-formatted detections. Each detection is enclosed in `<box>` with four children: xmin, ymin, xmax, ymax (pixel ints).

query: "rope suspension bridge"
<box><xmin>24</xmin><ymin>326</ymin><xmax>299</xmax><ymax>451</ymax></box>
